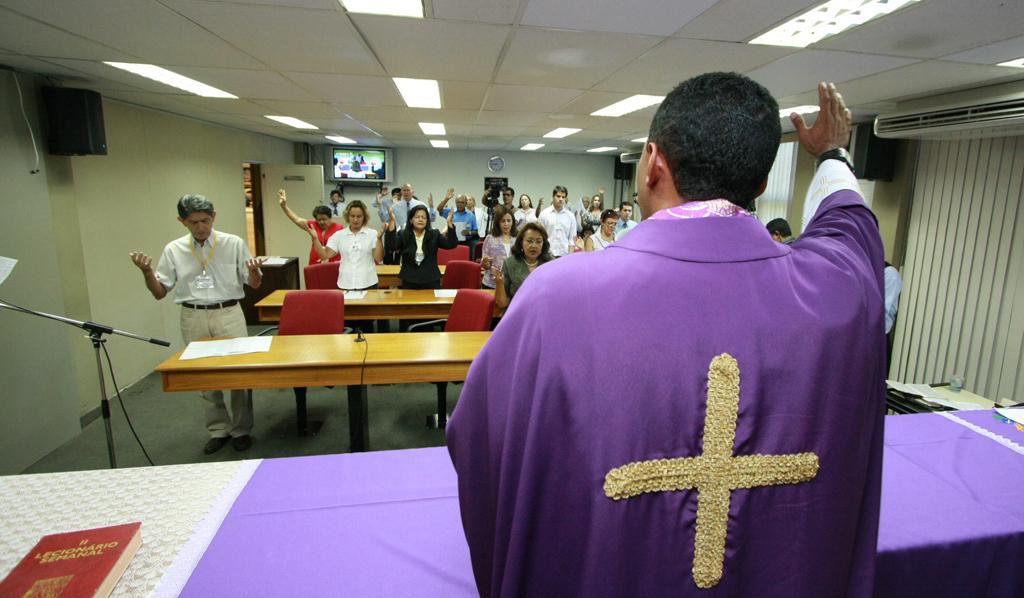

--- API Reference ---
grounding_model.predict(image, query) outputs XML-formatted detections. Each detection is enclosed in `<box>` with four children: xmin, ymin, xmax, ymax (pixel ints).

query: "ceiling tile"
<box><xmin>282</xmin><ymin>72</ymin><xmax>404</xmax><ymax>105</ymax></box>
<box><xmin>441</xmin><ymin>81</ymin><xmax>489</xmax><ymax>111</ymax></box>
<box><xmin>165</xmin><ymin>0</ymin><xmax>383</xmax><ymax>75</ymax></box>
<box><xmin>352</xmin><ymin>15</ymin><xmax>508</xmax><ymax>81</ymax></box>
<box><xmin>495</xmin><ymin>27</ymin><xmax>661</xmax><ymax>88</ymax></box>
<box><xmin>432</xmin><ymin>0</ymin><xmax>520</xmax><ymax>24</ymax></box>
<box><xmin>43</xmin><ymin>58</ymin><xmax>196</xmax><ymax>93</ymax></box>
<box><xmin>249</xmin><ymin>99</ymin><xmax>346</xmax><ymax>118</ymax></box>
<box><xmin>482</xmin><ymin>84</ymin><xmax>583</xmax><ymax>112</ymax></box>
<box><xmin>174</xmin><ymin>67</ymin><xmax>321</xmax><ymax>101</ymax></box>
<box><xmin>943</xmin><ymin>35</ymin><xmax>1024</xmax><ymax>65</ymax></box>
<box><xmin>746</xmin><ymin>50</ymin><xmax>918</xmax><ymax>98</ymax></box>
<box><xmin>674</xmin><ymin>0</ymin><xmax>820</xmax><ymax>43</ymax></box>
<box><xmin>521</xmin><ymin>0</ymin><xmax>718</xmax><ymax>37</ymax></box>
<box><xmin>0</xmin><ymin>54</ymin><xmax>99</xmax><ymax>79</ymax></box>
<box><xmin>818</xmin><ymin>0</ymin><xmax>1024</xmax><ymax>59</ymax></box>
<box><xmin>342</xmin><ymin>106</ymin><xmax>480</xmax><ymax>125</ymax></box>
<box><xmin>835</xmin><ymin>60</ymin><xmax>1024</xmax><ymax>106</ymax></box>
<box><xmin>0</xmin><ymin>7</ymin><xmax>134</xmax><ymax>62</ymax></box>
<box><xmin>594</xmin><ymin>38</ymin><xmax>796</xmax><ymax>93</ymax></box>
<box><xmin>476</xmin><ymin>111</ymin><xmax>544</xmax><ymax>126</ymax></box>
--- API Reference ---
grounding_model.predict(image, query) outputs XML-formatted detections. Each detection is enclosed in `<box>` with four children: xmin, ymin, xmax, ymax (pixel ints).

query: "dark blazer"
<box><xmin>396</xmin><ymin>226</ymin><xmax>458</xmax><ymax>285</ymax></box>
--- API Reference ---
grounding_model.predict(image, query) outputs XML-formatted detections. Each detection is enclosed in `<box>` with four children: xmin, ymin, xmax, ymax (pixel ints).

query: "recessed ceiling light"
<box><xmin>430</xmin><ymin>140</ymin><xmax>450</xmax><ymax>148</ymax></box>
<box><xmin>591</xmin><ymin>95</ymin><xmax>665</xmax><ymax>117</ymax></box>
<box><xmin>779</xmin><ymin>105</ymin><xmax>820</xmax><ymax>118</ymax></box>
<box><xmin>393</xmin><ymin>78</ymin><xmax>441</xmax><ymax>109</ymax></box>
<box><xmin>632</xmin><ymin>137</ymin><xmax>648</xmax><ymax>143</ymax></box>
<box><xmin>418</xmin><ymin>122</ymin><xmax>446</xmax><ymax>135</ymax></box>
<box><xmin>749</xmin><ymin>0</ymin><xmax>920</xmax><ymax>48</ymax></box>
<box><xmin>543</xmin><ymin>128</ymin><xmax>581</xmax><ymax>139</ymax></box>
<box><xmin>103</xmin><ymin>62</ymin><xmax>237</xmax><ymax>98</ymax></box>
<box><xmin>587</xmin><ymin>147</ymin><xmax>618</xmax><ymax>153</ymax></box>
<box><xmin>339</xmin><ymin>0</ymin><xmax>423</xmax><ymax>18</ymax></box>
<box><xmin>325</xmin><ymin>135</ymin><xmax>357</xmax><ymax>144</ymax></box>
<box><xmin>997</xmin><ymin>57</ymin><xmax>1024</xmax><ymax>68</ymax></box>
<box><xmin>265</xmin><ymin>116</ymin><xmax>318</xmax><ymax>130</ymax></box>
<box><xmin>521</xmin><ymin>143</ymin><xmax>544</xmax><ymax>151</ymax></box>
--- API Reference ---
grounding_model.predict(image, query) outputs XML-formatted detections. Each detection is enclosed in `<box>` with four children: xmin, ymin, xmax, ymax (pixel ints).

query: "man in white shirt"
<box><xmin>538</xmin><ymin>185</ymin><xmax>576</xmax><ymax>257</ymax></box>
<box><xmin>129</xmin><ymin>194</ymin><xmax>264</xmax><ymax>454</ymax></box>
<box><xmin>614</xmin><ymin>202</ymin><xmax>639</xmax><ymax>240</ymax></box>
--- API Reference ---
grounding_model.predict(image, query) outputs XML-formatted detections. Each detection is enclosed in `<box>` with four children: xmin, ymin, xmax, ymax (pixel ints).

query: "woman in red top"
<box><xmin>278</xmin><ymin>189</ymin><xmax>343</xmax><ymax>265</ymax></box>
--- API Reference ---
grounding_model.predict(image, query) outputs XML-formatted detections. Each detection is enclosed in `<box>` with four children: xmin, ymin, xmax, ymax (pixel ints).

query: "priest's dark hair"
<box><xmin>511</xmin><ymin>222</ymin><xmax>553</xmax><ymax>263</ymax></box>
<box><xmin>648</xmin><ymin>72</ymin><xmax>780</xmax><ymax>210</ymax></box>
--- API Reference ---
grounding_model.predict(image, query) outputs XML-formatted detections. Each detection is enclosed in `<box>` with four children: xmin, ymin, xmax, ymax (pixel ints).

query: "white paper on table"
<box><xmin>256</xmin><ymin>256</ymin><xmax>288</xmax><ymax>266</ymax></box>
<box><xmin>927</xmin><ymin>397</ymin><xmax>987</xmax><ymax>411</ymax></box>
<box><xmin>179</xmin><ymin>336</ymin><xmax>273</xmax><ymax>360</ymax></box>
<box><xmin>434</xmin><ymin>289</ymin><xmax>457</xmax><ymax>298</ymax></box>
<box><xmin>886</xmin><ymin>380</ymin><xmax>944</xmax><ymax>399</ymax></box>
<box><xmin>343</xmin><ymin>290</ymin><xmax>368</xmax><ymax>300</ymax></box>
<box><xmin>0</xmin><ymin>256</ymin><xmax>17</xmax><ymax>286</ymax></box>
<box><xmin>453</xmin><ymin>220</ymin><xmax>468</xmax><ymax>241</ymax></box>
<box><xmin>996</xmin><ymin>408</ymin><xmax>1024</xmax><ymax>426</ymax></box>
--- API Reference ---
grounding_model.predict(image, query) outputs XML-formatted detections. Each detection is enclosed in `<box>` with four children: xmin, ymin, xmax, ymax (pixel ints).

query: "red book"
<box><xmin>0</xmin><ymin>522</ymin><xmax>141</xmax><ymax>598</ymax></box>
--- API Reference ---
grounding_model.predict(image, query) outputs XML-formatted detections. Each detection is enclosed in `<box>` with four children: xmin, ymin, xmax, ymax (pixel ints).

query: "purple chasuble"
<box><xmin>447</xmin><ymin>190</ymin><xmax>887</xmax><ymax>597</ymax></box>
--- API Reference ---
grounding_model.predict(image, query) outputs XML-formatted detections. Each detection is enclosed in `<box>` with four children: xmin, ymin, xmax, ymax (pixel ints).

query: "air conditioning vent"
<box><xmin>874</xmin><ymin>80</ymin><xmax>1024</xmax><ymax>140</ymax></box>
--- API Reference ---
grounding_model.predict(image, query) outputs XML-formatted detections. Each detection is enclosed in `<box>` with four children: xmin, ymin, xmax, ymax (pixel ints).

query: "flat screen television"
<box><xmin>326</xmin><ymin>146</ymin><xmax>393</xmax><ymax>183</ymax></box>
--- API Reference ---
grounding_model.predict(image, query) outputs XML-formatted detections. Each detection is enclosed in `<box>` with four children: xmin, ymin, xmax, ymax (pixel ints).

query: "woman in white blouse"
<box><xmin>585</xmin><ymin>209</ymin><xmax>619</xmax><ymax>252</ymax></box>
<box><xmin>515</xmin><ymin>194</ymin><xmax>538</xmax><ymax>225</ymax></box>
<box><xmin>309</xmin><ymin>200</ymin><xmax>395</xmax><ymax>290</ymax></box>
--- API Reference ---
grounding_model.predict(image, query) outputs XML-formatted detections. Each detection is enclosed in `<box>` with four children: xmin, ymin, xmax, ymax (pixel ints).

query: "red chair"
<box><xmin>303</xmin><ymin>261</ymin><xmax>339</xmax><ymax>289</ymax></box>
<box><xmin>440</xmin><ymin>260</ymin><xmax>482</xmax><ymax>289</ymax></box>
<box><xmin>437</xmin><ymin>245</ymin><xmax>469</xmax><ymax>265</ymax></box>
<box><xmin>279</xmin><ymin>290</ymin><xmax>346</xmax><ymax>435</ymax></box>
<box><xmin>409</xmin><ymin>289</ymin><xmax>495</xmax><ymax>427</ymax></box>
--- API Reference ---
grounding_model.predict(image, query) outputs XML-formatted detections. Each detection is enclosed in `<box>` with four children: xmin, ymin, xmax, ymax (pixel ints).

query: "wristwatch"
<box><xmin>816</xmin><ymin>147</ymin><xmax>855</xmax><ymax>175</ymax></box>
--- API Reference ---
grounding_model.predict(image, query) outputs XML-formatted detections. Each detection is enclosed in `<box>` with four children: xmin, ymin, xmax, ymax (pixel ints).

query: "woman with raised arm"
<box><xmin>585</xmin><ymin>209</ymin><xmax>619</xmax><ymax>252</ymax></box>
<box><xmin>492</xmin><ymin>222</ymin><xmax>553</xmax><ymax>309</ymax></box>
<box><xmin>479</xmin><ymin>207</ymin><xmax>517</xmax><ymax>290</ymax></box>
<box><xmin>278</xmin><ymin>189</ymin><xmax>343</xmax><ymax>265</ymax></box>
<box><xmin>396</xmin><ymin>204</ymin><xmax>458</xmax><ymax>289</ymax></box>
<box><xmin>309</xmin><ymin>200</ymin><xmax>394</xmax><ymax>291</ymax></box>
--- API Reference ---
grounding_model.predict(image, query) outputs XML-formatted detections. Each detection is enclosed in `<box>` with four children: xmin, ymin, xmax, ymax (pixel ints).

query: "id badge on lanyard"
<box><xmin>190</xmin><ymin>236</ymin><xmax>218</xmax><ymax>290</ymax></box>
<box><xmin>193</xmin><ymin>271</ymin><xmax>216</xmax><ymax>290</ymax></box>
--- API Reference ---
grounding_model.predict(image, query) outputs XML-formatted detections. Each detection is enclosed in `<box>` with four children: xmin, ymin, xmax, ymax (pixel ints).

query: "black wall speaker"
<box><xmin>851</xmin><ymin>124</ymin><xmax>897</xmax><ymax>181</ymax></box>
<box><xmin>41</xmin><ymin>87</ymin><xmax>108</xmax><ymax>156</ymax></box>
<box><xmin>614</xmin><ymin>158</ymin><xmax>634</xmax><ymax>181</ymax></box>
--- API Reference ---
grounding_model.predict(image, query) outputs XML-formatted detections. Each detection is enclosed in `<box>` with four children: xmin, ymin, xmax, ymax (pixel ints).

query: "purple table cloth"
<box><xmin>181</xmin><ymin>412</ymin><xmax>1024</xmax><ymax>597</ymax></box>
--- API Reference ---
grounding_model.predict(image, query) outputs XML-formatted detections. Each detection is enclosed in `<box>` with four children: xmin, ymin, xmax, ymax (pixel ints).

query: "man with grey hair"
<box><xmin>130</xmin><ymin>194</ymin><xmax>264</xmax><ymax>454</ymax></box>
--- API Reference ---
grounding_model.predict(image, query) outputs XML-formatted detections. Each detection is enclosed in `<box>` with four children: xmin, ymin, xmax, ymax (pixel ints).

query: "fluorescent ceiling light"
<box><xmin>325</xmin><ymin>135</ymin><xmax>356</xmax><ymax>144</ymax></box>
<box><xmin>393</xmin><ymin>77</ymin><xmax>441</xmax><ymax>109</ymax></box>
<box><xmin>587</xmin><ymin>147</ymin><xmax>618</xmax><ymax>153</ymax></box>
<box><xmin>339</xmin><ymin>0</ymin><xmax>423</xmax><ymax>18</ymax></box>
<box><xmin>430</xmin><ymin>140</ymin><xmax>450</xmax><ymax>148</ymax></box>
<box><xmin>543</xmin><ymin>128</ymin><xmax>581</xmax><ymax>139</ymax></box>
<box><xmin>265</xmin><ymin>116</ymin><xmax>318</xmax><ymax>130</ymax></box>
<box><xmin>632</xmin><ymin>137</ymin><xmax>648</xmax><ymax>143</ymax></box>
<box><xmin>418</xmin><ymin>122</ymin><xmax>446</xmax><ymax>135</ymax></box>
<box><xmin>521</xmin><ymin>143</ymin><xmax>545</xmax><ymax>151</ymax></box>
<box><xmin>103</xmin><ymin>62</ymin><xmax>236</xmax><ymax>98</ymax></box>
<box><xmin>779</xmin><ymin>105</ymin><xmax>820</xmax><ymax>118</ymax></box>
<box><xmin>997</xmin><ymin>57</ymin><xmax>1024</xmax><ymax>68</ymax></box>
<box><xmin>591</xmin><ymin>95</ymin><xmax>664</xmax><ymax>117</ymax></box>
<box><xmin>749</xmin><ymin>0</ymin><xmax>920</xmax><ymax>48</ymax></box>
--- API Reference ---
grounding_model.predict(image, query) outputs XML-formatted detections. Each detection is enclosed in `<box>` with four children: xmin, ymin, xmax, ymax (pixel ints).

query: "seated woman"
<box><xmin>479</xmin><ymin>207</ymin><xmax>517</xmax><ymax>290</ymax></box>
<box><xmin>585</xmin><ymin>209</ymin><xmax>619</xmax><ymax>251</ymax></box>
<box><xmin>308</xmin><ymin>200</ymin><xmax>394</xmax><ymax>291</ymax></box>
<box><xmin>493</xmin><ymin>222</ymin><xmax>553</xmax><ymax>309</ymax></box>
<box><xmin>515</xmin><ymin>194</ymin><xmax>538</xmax><ymax>225</ymax></box>
<box><xmin>397</xmin><ymin>204</ymin><xmax>457</xmax><ymax>289</ymax></box>
<box><xmin>278</xmin><ymin>188</ymin><xmax>343</xmax><ymax>265</ymax></box>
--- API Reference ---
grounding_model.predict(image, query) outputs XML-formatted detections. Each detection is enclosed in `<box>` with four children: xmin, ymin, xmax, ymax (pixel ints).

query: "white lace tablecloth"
<box><xmin>0</xmin><ymin>459</ymin><xmax>261</xmax><ymax>597</ymax></box>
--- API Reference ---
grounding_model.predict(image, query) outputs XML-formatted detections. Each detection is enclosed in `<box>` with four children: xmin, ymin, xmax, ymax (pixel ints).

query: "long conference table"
<box><xmin>255</xmin><ymin>288</ymin><xmax>503</xmax><ymax>323</ymax></box>
<box><xmin>3</xmin><ymin>411</ymin><xmax>1022</xmax><ymax>597</ymax></box>
<box><xmin>155</xmin><ymin>332</ymin><xmax>490</xmax><ymax>451</ymax></box>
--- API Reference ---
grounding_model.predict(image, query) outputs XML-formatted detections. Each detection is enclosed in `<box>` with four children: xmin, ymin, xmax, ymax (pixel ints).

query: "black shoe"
<box><xmin>204</xmin><ymin>436</ymin><xmax>229</xmax><ymax>455</ymax></box>
<box><xmin>231</xmin><ymin>435</ymin><xmax>253</xmax><ymax>451</ymax></box>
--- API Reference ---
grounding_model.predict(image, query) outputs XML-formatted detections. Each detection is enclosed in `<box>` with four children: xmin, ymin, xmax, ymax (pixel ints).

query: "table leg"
<box><xmin>347</xmin><ymin>384</ymin><xmax>369</xmax><ymax>451</ymax></box>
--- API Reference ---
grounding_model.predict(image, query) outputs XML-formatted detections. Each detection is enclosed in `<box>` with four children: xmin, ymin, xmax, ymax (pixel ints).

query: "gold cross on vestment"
<box><xmin>603</xmin><ymin>353</ymin><xmax>819</xmax><ymax>589</ymax></box>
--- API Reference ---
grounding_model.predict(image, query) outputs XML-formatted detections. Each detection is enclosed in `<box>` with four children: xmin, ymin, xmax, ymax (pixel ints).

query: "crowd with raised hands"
<box><xmin>274</xmin><ymin>179</ymin><xmax>639</xmax><ymax>312</ymax></box>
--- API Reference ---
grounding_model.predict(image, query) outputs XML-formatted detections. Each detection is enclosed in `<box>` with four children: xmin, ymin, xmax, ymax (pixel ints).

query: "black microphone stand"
<box><xmin>0</xmin><ymin>299</ymin><xmax>170</xmax><ymax>469</ymax></box>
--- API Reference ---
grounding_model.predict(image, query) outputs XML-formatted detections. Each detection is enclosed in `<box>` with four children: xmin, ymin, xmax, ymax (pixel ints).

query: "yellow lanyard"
<box><xmin>189</xmin><ymin>235</ymin><xmax>217</xmax><ymax>273</ymax></box>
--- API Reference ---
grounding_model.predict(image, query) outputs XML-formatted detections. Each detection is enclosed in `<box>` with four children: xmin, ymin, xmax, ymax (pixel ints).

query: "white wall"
<box><xmin>0</xmin><ymin>75</ymin><xmax>295</xmax><ymax>473</ymax></box>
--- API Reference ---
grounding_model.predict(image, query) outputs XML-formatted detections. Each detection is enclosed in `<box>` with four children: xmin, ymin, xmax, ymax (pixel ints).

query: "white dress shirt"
<box><xmin>538</xmin><ymin>206</ymin><xmax>576</xmax><ymax>257</ymax></box>
<box><xmin>327</xmin><ymin>227</ymin><xmax>379</xmax><ymax>290</ymax></box>
<box><xmin>154</xmin><ymin>230</ymin><xmax>252</xmax><ymax>304</ymax></box>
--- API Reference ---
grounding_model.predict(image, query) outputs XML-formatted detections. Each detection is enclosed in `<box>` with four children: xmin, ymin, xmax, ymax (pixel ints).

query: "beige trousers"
<box><xmin>180</xmin><ymin>304</ymin><xmax>253</xmax><ymax>438</ymax></box>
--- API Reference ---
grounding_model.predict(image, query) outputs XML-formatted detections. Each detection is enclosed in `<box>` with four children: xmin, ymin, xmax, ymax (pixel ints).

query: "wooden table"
<box><xmin>154</xmin><ymin>332</ymin><xmax>490</xmax><ymax>451</ymax></box>
<box><xmin>254</xmin><ymin>288</ymin><xmax>502</xmax><ymax>323</ymax></box>
<box><xmin>376</xmin><ymin>264</ymin><xmax>446</xmax><ymax>288</ymax></box>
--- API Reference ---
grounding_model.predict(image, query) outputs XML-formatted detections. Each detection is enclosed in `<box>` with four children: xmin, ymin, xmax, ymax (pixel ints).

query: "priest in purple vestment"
<box><xmin>447</xmin><ymin>74</ymin><xmax>886</xmax><ymax>597</ymax></box>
